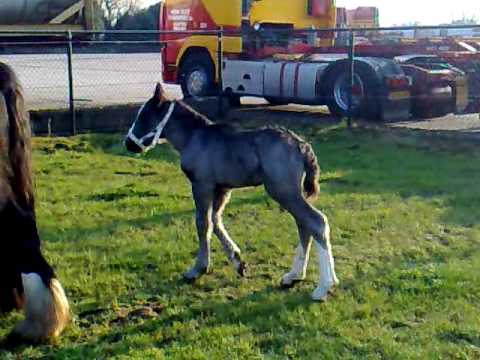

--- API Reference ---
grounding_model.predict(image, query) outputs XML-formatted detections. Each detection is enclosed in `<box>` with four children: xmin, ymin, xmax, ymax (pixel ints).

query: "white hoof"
<box><xmin>280</xmin><ymin>272</ymin><xmax>305</xmax><ymax>287</ymax></box>
<box><xmin>311</xmin><ymin>283</ymin><xmax>333</xmax><ymax>302</ymax></box>
<box><xmin>333</xmin><ymin>275</ymin><xmax>340</xmax><ymax>286</ymax></box>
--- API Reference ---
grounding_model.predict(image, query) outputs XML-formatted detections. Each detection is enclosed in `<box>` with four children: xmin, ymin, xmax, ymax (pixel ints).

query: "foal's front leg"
<box><xmin>183</xmin><ymin>184</ymin><xmax>214</xmax><ymax>283</ymax></box>
<box><xmin>212</xmin><ymin>188</ymin><xmax>246</xmax><ymax>277</ymax></box>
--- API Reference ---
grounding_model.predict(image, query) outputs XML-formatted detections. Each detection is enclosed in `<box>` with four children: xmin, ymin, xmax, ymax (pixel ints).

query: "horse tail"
<box><xmin>301</xmin><ymin>142</ymin><xmax>320</xmax><ymax>201</ymax></box>
<box><xmin>0</xmin><ymin>62</ymin><xmax>34</xmax><ymax>212</ymax></box>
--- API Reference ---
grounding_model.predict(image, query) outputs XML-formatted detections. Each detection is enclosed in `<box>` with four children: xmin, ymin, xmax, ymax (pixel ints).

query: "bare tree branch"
<box><xmin>96</xmin><ymin>0</ymin><xmax>140</xmax><ymax>26</ymax></box>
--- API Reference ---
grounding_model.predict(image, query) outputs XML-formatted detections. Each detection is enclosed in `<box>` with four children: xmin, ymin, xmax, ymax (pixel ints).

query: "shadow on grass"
<box><xmin>44</xmin><ymin>242</ymin><xmax>480</xmax><ymax>358</ymax></box>
<box><xmin>40</xmin><ymin>192</ymin><xmax>271</xmax><ymax>244</ymax></box>
<box><xmin>35</xmin><ymin>286</ymin><xmax>314</xmax><ymax>359</ymax></box>
<box><xmin>313</xmin><ymin>128</ymin><xmax>480</xmax><ymax>227</ymax></box>
<box><xmin>39</xmin><ymin>127</ymin><xmax>480</xmax><ymax>233</ymax></box>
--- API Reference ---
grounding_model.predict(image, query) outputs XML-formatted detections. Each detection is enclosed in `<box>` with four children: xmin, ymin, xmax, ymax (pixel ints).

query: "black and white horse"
<box><xmin>125</xmin><ymin>84</ymin><xmax>338</xmax><ymax>301</ymax></box>
<box><xmin>0</xmin><ymin>62</ymin><xmax>69</xmax><ymax>345</ymax></box>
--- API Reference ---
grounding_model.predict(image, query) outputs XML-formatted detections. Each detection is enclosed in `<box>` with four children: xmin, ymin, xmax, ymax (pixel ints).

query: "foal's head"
<box><xmin>125</xmin><ymin>83</ymin><xmax>174</xmax><ymax>154</ymax></box>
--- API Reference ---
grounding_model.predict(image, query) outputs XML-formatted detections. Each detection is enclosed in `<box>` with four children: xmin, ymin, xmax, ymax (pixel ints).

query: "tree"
<box><xmin>96</xmin><ymin>0</ymin><xmax>141</xmax><ymax>27</ymax></box>
<box><xmin>450</xmin><ymin>16</ymin><xmax>478</xmax><ymax>25</ymax></box>
<box><xmin>114</xmin><ymin>3</ymin><xmax>160</xmax><ymax>30</ymax></box>
<box><xmin>91</xmin><ymin>0</ymin><xmax>107</xmax><ymax>31</ymax></box>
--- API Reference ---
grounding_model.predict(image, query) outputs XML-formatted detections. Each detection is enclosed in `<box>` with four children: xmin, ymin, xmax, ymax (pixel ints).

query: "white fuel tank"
<box><xmin>223</xmin><ymin>59</ymin><xmax>329</xmax><ymax>103</ymax></box>
<box><xmin>222</xmin><ymin>60</ymin><xmax>266</xmax><ymax>96</ymax></box>
<box><xmin>264</xmin><ymin>62</ymin><xmax>329</xmax><ymax>103</ymax></box>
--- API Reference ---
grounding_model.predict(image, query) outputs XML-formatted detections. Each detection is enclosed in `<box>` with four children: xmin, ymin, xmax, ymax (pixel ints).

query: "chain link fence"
<box><xmin>0</xmin><ymin>35</ymin><xmax>171</xmax><ymax>112</ymax></box>
<box><xmin>0</xmin><ymin>25</ymin><xmax>479</xmax><ymax>134</ymax></box>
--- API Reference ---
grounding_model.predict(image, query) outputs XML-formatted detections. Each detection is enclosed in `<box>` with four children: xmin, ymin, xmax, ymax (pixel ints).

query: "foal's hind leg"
<box><xmin>289</xmin><ymin>202</ymin><xmax>339</xmax><ymax>300</ymax></box>
<box><xmin>308</xmin><ymin>213</ymin><xmax>339</xmax><ymax>301</ymax></box>
<box><xmin>264</xmin><ymin>181</ymin><xmax>338</xmax><ymax>300</ymax></box>
<box><xmin>262</xmin><ymin>182</ymin><xmax>315</xmax><ymax>288</ymax></box>
<box><xmin>183</xmin><ymin>184</ymin><xmax>214</xmax><ymax>283</ymax></box>
<box><xmin>280</xmin><ymin>221</ymin><xmax>312</xmax><ymax>288</ymax></box>
<box><xmin>212</xmin><ymin>188</ymin><xmax>246</xmax><ymax>277</ymax></box>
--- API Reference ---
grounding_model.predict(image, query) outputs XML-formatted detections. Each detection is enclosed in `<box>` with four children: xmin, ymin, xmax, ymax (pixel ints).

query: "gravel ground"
<box><xmin>390</xmin><ymin>113</ymin><xmax>480</xmax><ymax>133</ymax></box>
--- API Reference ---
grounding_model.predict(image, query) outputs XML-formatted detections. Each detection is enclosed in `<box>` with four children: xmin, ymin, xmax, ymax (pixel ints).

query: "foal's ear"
<box><xmin>154</xmin><ymin>82</ymin><xmax>164</xmax><ymax>100</ymax></box>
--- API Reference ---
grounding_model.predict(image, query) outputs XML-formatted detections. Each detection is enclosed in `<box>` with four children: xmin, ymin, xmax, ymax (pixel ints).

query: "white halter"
<box><xmin>127</xmin><ymin>101</ymin><xmax>175</xmax><ymax>152</ymax></box>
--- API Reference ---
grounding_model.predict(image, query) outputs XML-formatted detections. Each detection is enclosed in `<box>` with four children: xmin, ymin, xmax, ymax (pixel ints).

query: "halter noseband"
<box><xmin>127</xmin><ymin>101</ymin><xmax>175</xmax><ymax>152</ymax></box>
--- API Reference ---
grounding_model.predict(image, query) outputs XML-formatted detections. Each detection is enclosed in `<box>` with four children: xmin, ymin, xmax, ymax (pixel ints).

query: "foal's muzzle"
<box><xmin>124</xmin><ymin>137</ymin><xmax>143</xmax><ymax>153</ymax></box>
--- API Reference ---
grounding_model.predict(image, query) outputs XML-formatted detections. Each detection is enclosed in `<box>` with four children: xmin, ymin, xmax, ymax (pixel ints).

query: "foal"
<box><xmin>125</xmin><ymin>84</ymin><xmax>339</xmax><ymax>300</ymax></box>
<box><xmin>0</xmin><ymin>62</ymin><xmax>69</xmax><ymax>344</ymax></box>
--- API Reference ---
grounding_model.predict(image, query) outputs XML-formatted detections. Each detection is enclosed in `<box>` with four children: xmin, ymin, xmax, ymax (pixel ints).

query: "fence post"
<box><xmin>217</xmin><ymin>27</ymin><xmax>224</xmax><ymax>118</ymax></box>
<box><xmin>66</xmin><ymin>30</ymin><xmax>76</xmax><ymax>135</ymax></box>
<box><xmin>347</xmin><ymin>30</ymin><xmax>355</xmax><ymax>128</ymax></box>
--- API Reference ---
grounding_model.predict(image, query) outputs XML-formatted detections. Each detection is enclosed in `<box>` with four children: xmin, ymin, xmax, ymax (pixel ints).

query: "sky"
<box><xmin>140</xmin><ymin>0</ymin><xmax>480</xmax><ymax>26</ymax></box>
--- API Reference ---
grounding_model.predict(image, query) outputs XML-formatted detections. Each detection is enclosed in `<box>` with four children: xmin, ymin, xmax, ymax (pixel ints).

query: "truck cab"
<box><xmin>160</xmin><ymin>0</ymin><xmax>336</xmax><ymax>97</ymax></box>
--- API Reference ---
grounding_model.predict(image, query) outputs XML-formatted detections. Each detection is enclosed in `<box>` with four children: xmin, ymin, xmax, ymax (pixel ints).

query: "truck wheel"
<box><xmin>180</xmin><ymin>54</ymin><xmax>216</xmax><ymax>98</ymax></box>
<box><xmin>324</xmin><ymin>64</ymin><xmax>379</xmax><ymax>120</ymax></box>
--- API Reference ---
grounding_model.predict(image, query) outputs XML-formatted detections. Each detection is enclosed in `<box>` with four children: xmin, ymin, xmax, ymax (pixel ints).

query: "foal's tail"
<box><xmin>301</xmin><ymin>142</ymin><xmax>320</xmax><ymax>201</ymax></box>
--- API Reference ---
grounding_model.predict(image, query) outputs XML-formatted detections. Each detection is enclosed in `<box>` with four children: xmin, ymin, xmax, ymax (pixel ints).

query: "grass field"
<box><xmin>1</xmin><ymin>123</ymin><xmax>479</xmax><ymax>359</ymax></box>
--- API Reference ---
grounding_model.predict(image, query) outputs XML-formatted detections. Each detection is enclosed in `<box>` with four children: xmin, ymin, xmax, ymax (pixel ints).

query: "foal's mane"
<box><xmin>0</xmin><ymin>62</ymin><xmax>35</xmax><ymax>213</ymax></box>
<box><xmin>175</xmin><ymin>100</ymin><xmax>213</xmax><ymax>128</ymax></box>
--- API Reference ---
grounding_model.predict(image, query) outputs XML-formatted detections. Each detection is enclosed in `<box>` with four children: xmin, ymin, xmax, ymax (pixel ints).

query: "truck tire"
<box><xmin>323</xmin><ymin>62</ymin><xmax>380</xmax><ymax>121</ymax></box>
<box><xmin>265</xmin><ymin>96</ymin><xmax>290</xmax><ymax>105</ymax></box>
<box><xmin>179</xmin><ymin>53</ymin><xmax>216</xmax><ymax>98</ymax></box>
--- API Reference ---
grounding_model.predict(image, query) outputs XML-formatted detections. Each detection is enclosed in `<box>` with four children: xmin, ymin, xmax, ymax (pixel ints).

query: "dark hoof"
<box><xmin>237</xmin><ymin>262</ymin><xmax>248</xmax><ymax>277</ymax></box>
<box><xmin>1</xmin><ymin>332</ymin><xmax>36</xmax><ymax>349</ymax></box>
<box><xmin>182</xmin><ymin>267</ymin><xmax>208</xmax><ymax>284</ymax></box>
<box><xmin>182</xmin><ymin>274</ymin><xmax>197</xmax><ymax>284</ymax></box>
<box><xmin>279</xmin><ymin>279</ymin><xmax>302</xmax><ymax>290</ymax></box>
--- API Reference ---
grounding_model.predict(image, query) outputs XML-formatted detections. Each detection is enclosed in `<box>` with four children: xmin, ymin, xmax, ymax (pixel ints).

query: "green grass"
<box><xmin>1</xmin><ymin>125</ymin><xmax>479</xmax><ymax>359</ymax></box>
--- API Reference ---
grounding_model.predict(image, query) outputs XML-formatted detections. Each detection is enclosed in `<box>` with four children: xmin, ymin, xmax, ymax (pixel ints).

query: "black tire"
<box><xmin>323</xmin><ymin>62</ymin><xmax>380</xmax><ymax>121</ymax></box>
<box><xmin>227</xmin><ymin>94</ymin><xmax>242</xmax><ymax>107</ymax></box>
<box><xmin>179</xmin><ymin>53</ymin><xmax>216</xmax><ymax>98</ymax></box>
<box><xmin>265</xmin><ymin>96</ymin><xmax>290</xmax><ymax>106</ymax></box>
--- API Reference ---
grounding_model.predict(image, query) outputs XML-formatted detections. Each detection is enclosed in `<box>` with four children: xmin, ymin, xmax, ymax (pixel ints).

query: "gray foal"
<box><xmin>125</xmin><ymin>83</ymin><xmax>339</xmax><ymax>301</ymax></box>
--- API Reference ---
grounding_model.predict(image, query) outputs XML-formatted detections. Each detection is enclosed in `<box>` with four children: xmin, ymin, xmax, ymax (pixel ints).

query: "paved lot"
<box><xmin>1</xmin><ymin>53</ymin><xmax>182</xmax><ymax>110</ymax></box>
<box><xmin>1</xmin><ymin>52</ymin><xmax>479</xmax><ymax>134</ymax></box>
<box><xmin>391</xmin><ymin>113</ymin><xmax>480</xmax><ymax>133</ymax></box>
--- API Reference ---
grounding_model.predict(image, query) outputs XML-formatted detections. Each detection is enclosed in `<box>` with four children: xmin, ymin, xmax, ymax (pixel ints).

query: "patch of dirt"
<box><xmin>110</xmin><ymin>303</ymin><xmax>165</xmax><ymax>325</ymax></box>
<box><xmin>390</xmin><ymin>114</ymin><xmax>480</xmax><ymax>133</ymax></box>
<box><xmin>87</xmin><ymin>184</ymin><xmax>159</xmax><ymax>202</ymax></box>
<box><xmin>35</xmin><ymin>139</ymin><xmax>93</xmax><ymax>154</ymax></box>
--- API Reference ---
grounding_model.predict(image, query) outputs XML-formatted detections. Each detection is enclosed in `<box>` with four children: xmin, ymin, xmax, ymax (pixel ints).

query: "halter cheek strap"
<box><xmin>127</xmin><ymin>101</ymin><xmax>175</xmax><ymax>152</ymax></box>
